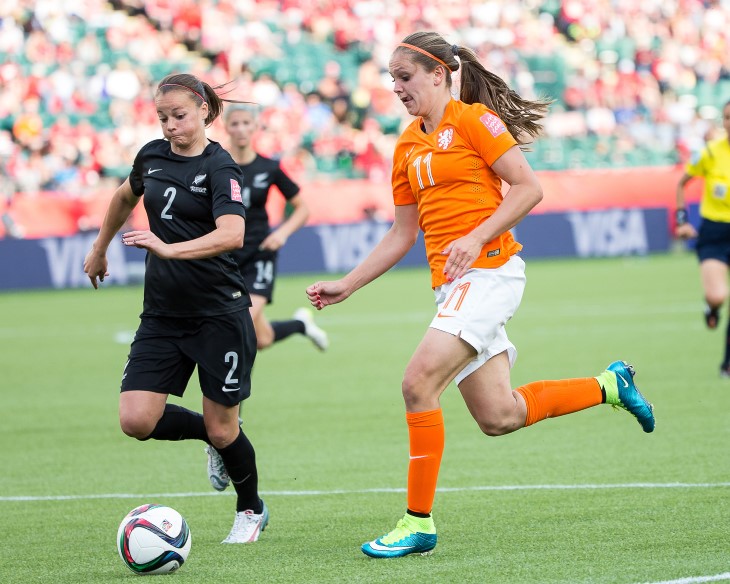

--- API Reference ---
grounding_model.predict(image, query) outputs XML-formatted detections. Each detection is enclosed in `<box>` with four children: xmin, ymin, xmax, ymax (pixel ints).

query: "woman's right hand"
<box><xmin>83</xmin><ymin>247</ymin><xmax>109</xmax><ymax>289</ymax></box>
<box><xmin>306</xmin><ymin>280</ymin><xmax>350</xmax><ymax>310</ymax></box>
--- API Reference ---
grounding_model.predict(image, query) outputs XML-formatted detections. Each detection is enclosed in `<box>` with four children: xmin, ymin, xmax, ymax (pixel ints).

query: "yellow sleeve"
<box><xmin>685</xmin><ymin>146</ymin><xmax>709</xmax><ymax>178</ymax></box>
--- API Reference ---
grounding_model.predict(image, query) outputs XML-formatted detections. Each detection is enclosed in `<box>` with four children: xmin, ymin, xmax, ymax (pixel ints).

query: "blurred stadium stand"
<box><xmin>1</xmin><ymin>0</ymin><xmax>728</xmax><ymax>238</ymax></box>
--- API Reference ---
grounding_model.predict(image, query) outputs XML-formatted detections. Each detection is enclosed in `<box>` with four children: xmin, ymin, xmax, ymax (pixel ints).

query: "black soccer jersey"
<box><xmin>236</xmin><ymin>154</ymin><xmax>300</xmax><ymax>248</ymax></box>
<box><xmin>129</xmin><ymin>139</ymin><xmax>250</xmax><ymax>317</ymax></box>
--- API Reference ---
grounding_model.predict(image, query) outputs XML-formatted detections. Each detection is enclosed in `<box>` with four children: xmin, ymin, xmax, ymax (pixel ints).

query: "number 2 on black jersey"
<box><xmin>222</xmin><ymin>351</ymin><xmax>239</xmax><ymax>391</ymax></box>
<box><xmin>161</xmin><ymin>187</ymin><xmax>176</xmax><ymax>220</ymax></box>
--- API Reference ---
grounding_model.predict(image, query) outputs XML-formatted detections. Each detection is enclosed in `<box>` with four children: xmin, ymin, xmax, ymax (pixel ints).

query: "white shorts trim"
<box><xmin>429</xmin><ymin>255</ymin><xmax>526</xmax><ymax>385</ymax></box>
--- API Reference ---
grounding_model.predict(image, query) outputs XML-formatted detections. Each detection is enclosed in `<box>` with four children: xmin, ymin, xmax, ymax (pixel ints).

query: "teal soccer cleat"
<box><xmin>361</xmin><ymin>514</ymin><xmax>437</xmax><ymax>558</ymax></box>
<box><xmin>596</xmin><ymin>360</ymin><xmax>655</xmax><ymax>433</ymax></box>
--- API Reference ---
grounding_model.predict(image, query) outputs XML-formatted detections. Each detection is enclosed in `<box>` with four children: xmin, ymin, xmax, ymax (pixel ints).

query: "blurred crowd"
<box><xmin>1</xmin><ymin>0</ymin><xmax>729</xmax><ymax>212</ymax></box>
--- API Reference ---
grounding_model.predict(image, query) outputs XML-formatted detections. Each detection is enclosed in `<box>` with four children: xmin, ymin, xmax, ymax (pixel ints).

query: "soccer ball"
<box><xmin>117</xmin><ymin>504</ymin><xmax>192</xmax><ymax>575</ymax></box>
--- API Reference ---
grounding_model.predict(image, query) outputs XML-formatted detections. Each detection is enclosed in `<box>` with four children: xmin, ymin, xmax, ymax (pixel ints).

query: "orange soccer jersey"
<box><xmin>392</xmin><ymin>99</ymin><xmax>522</xmax><ymax>288</ymax></box>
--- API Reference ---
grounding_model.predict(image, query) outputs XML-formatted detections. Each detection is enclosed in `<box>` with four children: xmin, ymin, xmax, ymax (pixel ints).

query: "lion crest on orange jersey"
<box><xmin>437</xmin><ymin>127</ymin><xmax>454</xmax><ymax>150</ymax></box>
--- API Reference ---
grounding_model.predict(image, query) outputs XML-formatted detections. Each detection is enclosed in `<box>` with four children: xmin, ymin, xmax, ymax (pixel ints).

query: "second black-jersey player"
<box><xmin>224</xmin><ymin>103</ymin><xmax>329</xmax><ymax>351</ymax></box>
<box><xmin>233</xmin><ymin>152</ymin><xmax>300</xmax><ymax>298</ymax></box>
<box><xmin>236</xmin><ymin>153</ymin><xmax>300</xmax><ymax>261</ymax></box>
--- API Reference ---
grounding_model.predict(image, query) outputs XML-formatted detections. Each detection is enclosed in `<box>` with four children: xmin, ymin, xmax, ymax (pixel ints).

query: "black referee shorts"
<box><xmin>697</xmin><ymin>218</ymin><xmax>730</xmax><ymax>265</ymax></box>
<box><xmin>121</xmin><ymin>310</ymin><xmax>257</xmax><ymax>407</ymax></box>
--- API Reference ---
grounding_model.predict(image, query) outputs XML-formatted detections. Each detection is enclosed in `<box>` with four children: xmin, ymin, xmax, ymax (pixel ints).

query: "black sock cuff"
<box><xmin>272</xmin><ymin>319</ymin><xmax>306</xmax><ymax>342</ymax></box>
<box><xmin>146</xmin><ymin>404</ymin><xmax>208</xmax><ymax>442</ymax></box>
<box><xmin>216</xmin><ymin>429</ymin><xmax>260</xmax><ymax>512</ymax></box>
<box><xmin>217</xmin><ymin>428</ymin><xmax>246</xmax><ymax>456</ymax></box>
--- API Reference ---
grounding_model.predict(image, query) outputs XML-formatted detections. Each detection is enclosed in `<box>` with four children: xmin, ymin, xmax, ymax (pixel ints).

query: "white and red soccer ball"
<box><xmin>117</xmin><ymin>504</ymin><xmax>191</xmax><ymax>575</ymax></box>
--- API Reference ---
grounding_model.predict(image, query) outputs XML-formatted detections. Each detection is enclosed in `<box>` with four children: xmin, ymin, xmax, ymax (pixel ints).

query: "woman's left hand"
<box><xmin>442</xmin><ymin>234</ymin><xmax>483</xmax><ymax>282</ymax></box>
<box><xmin>122</xmin><ymin>230</ymin><xmax>173</xmax><ymax>259</ymax></box>
<box><xmin>259</xmin><ymin>230</ymin><xmax>287</xmax><ymax>251</ymax></box>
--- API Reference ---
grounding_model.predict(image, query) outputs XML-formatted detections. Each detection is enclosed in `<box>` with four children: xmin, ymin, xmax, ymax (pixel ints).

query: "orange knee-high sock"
<box><xmin>516</xmin><ymin>378</ymin><xmax>603</xmax><ymax>427</ymax></box>
<box><xmin>406</xmin><ymin>408</ymin><xmax>444</xmax><ymax>515</ymax></box>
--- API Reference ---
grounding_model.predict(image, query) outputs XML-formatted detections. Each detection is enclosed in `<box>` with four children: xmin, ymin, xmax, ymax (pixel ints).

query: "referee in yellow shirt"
<box><xmin>676</xmin><ymin>99</ymin><xmax>730</xmax><ymax>376</ymax></box>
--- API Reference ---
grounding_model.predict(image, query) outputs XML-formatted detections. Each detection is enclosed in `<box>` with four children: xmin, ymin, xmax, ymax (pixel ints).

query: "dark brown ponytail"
<box><xmin>396</xmin><ymin>32</ymin><xmax>553</xmax><ymax>146</ymax></box>
<box><xmin>157</xmin><ymin>74</ymin><xmax>254</xmax><ymax>127</ymax></box>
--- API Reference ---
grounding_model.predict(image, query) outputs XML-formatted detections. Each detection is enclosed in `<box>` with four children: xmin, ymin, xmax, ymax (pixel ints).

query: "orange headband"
<box><xmin>397</xmin><ymin>43</ymin><xmax>450</xmax><ymax>70</ymax></box>
<box><xmin>159</xmin><ymin>83</ymin><xmax>206</xmax><ymax>103</ymax></box>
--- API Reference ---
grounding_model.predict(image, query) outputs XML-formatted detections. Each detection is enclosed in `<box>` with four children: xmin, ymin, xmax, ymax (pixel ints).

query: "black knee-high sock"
<box><xmin>144</xmin><ymin>404</ymin><xmax>209</xmax><ymax>442</ymax></box>
<box><xmin>724</xmin><ymin>318</ymin><xmax>730</xmax><ymax>366</ymax></box>
<box><xmin>217</xmin><ymin>428</ymin><xmax>261</xmax><ymax>513</ymax></box>
<box><xmin>271</xmin><ymin>319</ymin><xmax>305</xmax><ymax>343</ymax></box>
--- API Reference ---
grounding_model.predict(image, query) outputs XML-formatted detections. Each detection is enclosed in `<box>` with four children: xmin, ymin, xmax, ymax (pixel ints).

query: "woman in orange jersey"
<box><xmin>306</xmin><ymin>31</ymin><xmax>656</xmax><ymax>558</ymax></box>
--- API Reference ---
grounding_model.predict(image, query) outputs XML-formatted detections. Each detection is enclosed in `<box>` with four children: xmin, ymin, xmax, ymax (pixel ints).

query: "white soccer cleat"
<box><xmin>205</xmin><ymin>445</ymin><xmax>230</xmax><ymax>492</ymax></box>
<box><xmin>293</xmin><ymin>307</ymin><xmax>329</xmax><ymax>351</ymax></box>
<box><xmin>221</xmin><ymin>502</ymin><xmax>269</xmax><ymax>544</ymax></box>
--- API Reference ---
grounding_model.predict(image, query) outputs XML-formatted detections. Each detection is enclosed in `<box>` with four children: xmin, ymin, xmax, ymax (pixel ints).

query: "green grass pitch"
<box><xmin>1</xmin><ymin>252</ymin><xmax>729</xmax><ymax>583</ymax></box>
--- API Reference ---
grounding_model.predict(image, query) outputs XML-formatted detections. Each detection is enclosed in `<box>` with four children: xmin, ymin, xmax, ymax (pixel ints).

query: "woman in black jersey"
<box><xmin>83</xmin><ymin>73</ymin><xmax>268</xmax><ymax>544</ymax></box>
<box><xmin>223</xmin><ymin>104</ymin><xmax>329</xmax><ymax>352</ymax></box>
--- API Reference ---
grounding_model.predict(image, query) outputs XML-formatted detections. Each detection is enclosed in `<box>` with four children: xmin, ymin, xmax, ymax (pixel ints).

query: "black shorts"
<box><xmin>121</xmin><ymin>310</ymin><xmax>257</xmax><ymax>406</ymax></box>
<box><xmin>238</xmin><ymin>248</ymin><xmax>278</xmax><ymax>304</ymax></box>
<box><xmin>696</xmin><ymin>218</ymin><xmax>730</xmax><ymax>264</ymax></box>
